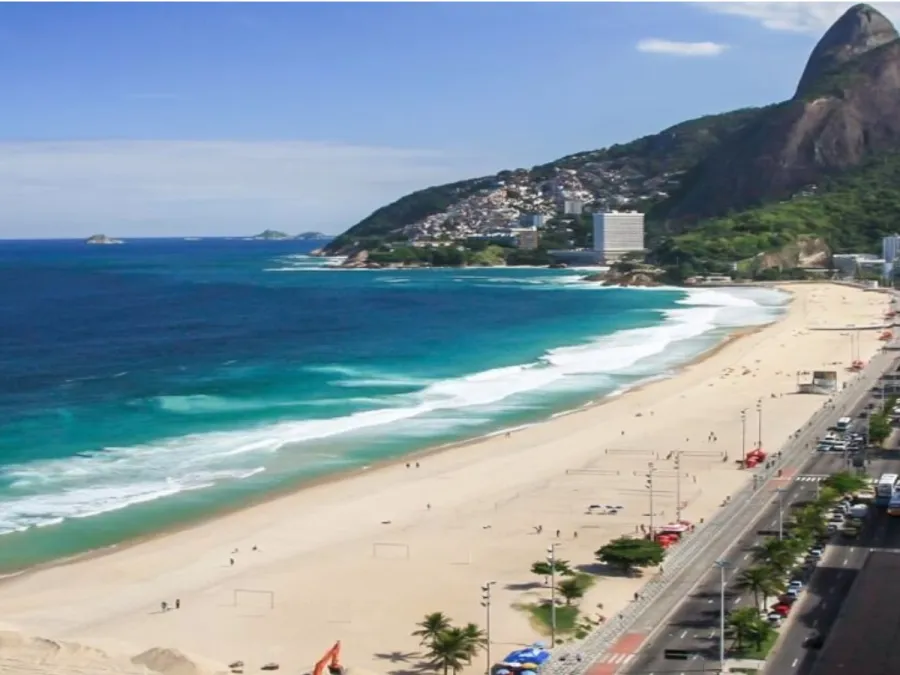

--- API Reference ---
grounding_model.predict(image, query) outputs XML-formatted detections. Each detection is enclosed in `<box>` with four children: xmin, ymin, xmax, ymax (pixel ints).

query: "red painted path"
<box><xmin>586</xmin><ymin>632</ymin><xmax>647</xmax><ymax>675</ymax></box>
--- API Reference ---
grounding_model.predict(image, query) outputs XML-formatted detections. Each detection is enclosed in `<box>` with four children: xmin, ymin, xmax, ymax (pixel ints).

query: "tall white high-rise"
<box><xmin>592</xmin><ymin>211</ymin><xmax>645</xmax><ymax>261</ymax></box>
<box><xmin>883</xmin><ymin>234</ymin><xmax>900</xmax><ymax>264</ymax></box>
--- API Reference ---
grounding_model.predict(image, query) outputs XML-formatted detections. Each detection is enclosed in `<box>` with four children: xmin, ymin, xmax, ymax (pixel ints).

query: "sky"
<box><xmin>2</xmin><ymin>1</ymin><xmax>898</xmax><ymax>239</ymax></box>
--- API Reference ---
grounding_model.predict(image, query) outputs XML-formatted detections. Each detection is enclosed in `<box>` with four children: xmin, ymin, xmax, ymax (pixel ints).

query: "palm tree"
<box><xmin>754</xmin><ymin>538</ymin><xmax>794</xmax><ymax>573</ymax></box>
<box><xmin>427</xmin><ymin>627</ymin><xmax>471</xmax><ymax>675</ymax></box>
<box><xmin>557</xmin><ymin>578</ymin><xmax>586</xmax><ymax>606</ymax></box>
<box><xmin>530</xmin><ymin>559</ymin><xmax>574</xmax><ymax>584</ymax></box>
<box><xmin>728</xmin><ymin>607</ymin><xmax>759</xmax><ymax>650</ymax></box>
<box><xmin>736</xmin><ymin>566</ymin><xmax>783</xmax><ymax>611</ymax></box>
<box><xmin>413</xmin><ymin>612</ymin><xmax>452</xmax><ymax>647</ymax></box>
<box><xmin>459</xmin><ymin>623</ymin><xmax>487</xmax><ymax>664</ymax></box>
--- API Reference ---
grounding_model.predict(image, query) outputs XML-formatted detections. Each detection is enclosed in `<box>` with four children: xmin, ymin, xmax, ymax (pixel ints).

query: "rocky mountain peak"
<box><xmin>795</xmin><ymin>3</ymin><xmax>898</xmax><ymax>98</ymax></box>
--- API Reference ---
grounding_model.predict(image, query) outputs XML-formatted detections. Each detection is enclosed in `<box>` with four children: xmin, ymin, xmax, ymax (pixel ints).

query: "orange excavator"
<box><xmin>313</xmin><ymin>642</ymin><xmax>344</xmax><ymax>675</ymax></box>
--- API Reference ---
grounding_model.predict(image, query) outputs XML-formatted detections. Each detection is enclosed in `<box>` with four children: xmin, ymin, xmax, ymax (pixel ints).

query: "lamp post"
<box><xmin>645</xmin><ymin>463</ymin><xmax>657</xmax><ymax>536</ymax></box>
<box><xmin>756</xmin><ymin>398</ymin><xmax>763</xmax><ymax>450</ymax></box>
<box><xmin>547</xmin><ymin>544</ymin><xmax>559</xmax><ymax>647</ymax></box>
<box><xmin>714</xmin><ymin>560</ymin><xmax>731</xmax><ymax>672</ymax></box>
<box><xmin>740</xmin><ymin>409</ymin><xmax>747</xmax><ymax>464</ymax></box>
<box><xmin>674</xmin><ymin>452</ymin><xmax>683</xmax><ymax>522</ymax></box>
<box><xmin>481</xmin><ymin>581</ymin><xmax>496</xmax><ymax>675</ymax></box>
<box><xmin>776</xmin><ymin>487</ymin><xmax>786</xmax><ymax>541</ymax></box>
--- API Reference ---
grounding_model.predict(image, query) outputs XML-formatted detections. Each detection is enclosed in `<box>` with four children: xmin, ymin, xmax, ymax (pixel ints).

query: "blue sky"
<box><xmin>0</xmin><ymin>1</ymin><xmax>888</xmax><ymax>238</ymax></box>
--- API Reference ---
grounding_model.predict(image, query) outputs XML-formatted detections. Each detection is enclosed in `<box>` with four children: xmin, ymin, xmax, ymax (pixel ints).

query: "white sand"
<box><xmin>0</xmin><ymin>283</ymin><xmax>891</xmax><ymax>675</ymax></box>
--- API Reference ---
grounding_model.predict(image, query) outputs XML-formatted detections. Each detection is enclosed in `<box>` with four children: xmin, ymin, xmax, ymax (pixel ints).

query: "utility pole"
<box><xmin>776</xmin><ymin>488</ymin><xmax>786</xmax><ymax>541</ymax></box>
<box><xmin>714</xmin><ymin>560</ymin><xmax>731</xmax><ymax>672</ymax></box>
<box><xmin>740</xmin><ymin>409</ymin><xmax>747</xmax><ymax>464</ymax></box>
<box><xmin>756</xmin><ymin>398</ymin><xmax>763</xmax><ymax>450</ymax></box>
<box><xmin>645</xmin><ymin>462</ymin><xmax>657</xmax><ymax>536</ymax></box>
<box><xmin>481</xmin><ymin>581</ymin><xmax>495</xmax><ymax>675</ymax></box>
<box><xmin>674</xmin><ymin>452</ymin><xmax>683</xmax><ymax>521</ymax></box>
<box><xmin>547</xmin><ymin>544</ymin><xmax>559</xmax><ymax>647</ymax></box>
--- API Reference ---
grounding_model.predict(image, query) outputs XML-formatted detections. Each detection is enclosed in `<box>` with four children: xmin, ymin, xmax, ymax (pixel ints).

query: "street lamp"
<box><xmin>481</xmin><ymin>581</ymin><xmax>496</xmax><ymax>675</ymax></box>
<box><xmin>645</xmin><ymin>463</ymin><xmax>657</xmax><ymax>536</ymax></box>
<box><xmin>756</xmin><ymin>398</ymin><xmax>763</xmax><ymax>450</ymax></box>
<box><xmin>547</xmin><ymin>544</ymin><xmax>559</xmax><ymax>647</ymax></box>
<box><xmin>740</xmin><ymin>409</ymin><xmax>747</xmax><ymax>464</ymax></box>
<box><xmin>713</xmin><ymin>560</ymin><xmax>731</xmax><ymax>671</ymax></box>
<box><xmin>775</xmin><ymin>487</ymin><xmax>787</xmax><ymax>541</ymax></box>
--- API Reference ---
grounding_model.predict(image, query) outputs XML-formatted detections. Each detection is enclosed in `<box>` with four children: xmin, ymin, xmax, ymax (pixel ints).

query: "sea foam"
<box><xmin>0</xmin><ymin>284</ymin><xmax>787</xmax><ymax>535</ymax></box>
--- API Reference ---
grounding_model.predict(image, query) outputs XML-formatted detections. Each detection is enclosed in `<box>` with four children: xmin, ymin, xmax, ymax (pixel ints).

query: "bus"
<box><xmin>876</xmin><ymin>474</ymin><xmax>899</xmax><ymax>506</ymax></box>
<box><xmin>836</xmin><ymin>416</ymin><xmax>853</xmax><ymax>432</ymax></box>
<box><xmin>888</xmin><ymin>492</ymin><xmax>900</xmax><ymax>516</ymax></box>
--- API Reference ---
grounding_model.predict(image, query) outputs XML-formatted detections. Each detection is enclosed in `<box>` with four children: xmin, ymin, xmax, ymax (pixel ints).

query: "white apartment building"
<box><xmin>563</xmin><ymin>199</ymin><xmax>584</xmax><ymax>215</ymax></box>
<box><xmin>592</xmin><ymin>211</ymin><xmax>645</xmax><ymax>261</ymax></box>
<box><xmin>883</xmin><ymin>234</ymin><xmax>900</xmax><ymax>264</ymax></box>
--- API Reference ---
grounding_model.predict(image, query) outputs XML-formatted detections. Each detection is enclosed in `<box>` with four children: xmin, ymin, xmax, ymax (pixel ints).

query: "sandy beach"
<box><xmin>0</xmin><ymin>283</ymin><xmax>892</xmax><ymax>675</ymax></box>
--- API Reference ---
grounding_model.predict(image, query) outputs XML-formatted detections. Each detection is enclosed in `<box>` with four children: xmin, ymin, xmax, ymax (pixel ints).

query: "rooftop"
<box><xmin>809</xmin><ymin>551</ymin><xmax>900</xmax><ymax>675</ymax></box>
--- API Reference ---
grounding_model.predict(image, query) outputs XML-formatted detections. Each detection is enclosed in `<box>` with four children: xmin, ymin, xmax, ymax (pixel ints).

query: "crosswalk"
<box><xmin>794</xmin><ymin>474</ymin><xmax>829</xmax><ymax>482</ymax></box>
<box><xmin>595</xmin><ymin>653</ymin><xmax>635</xmax><ymax>665</ymax></box>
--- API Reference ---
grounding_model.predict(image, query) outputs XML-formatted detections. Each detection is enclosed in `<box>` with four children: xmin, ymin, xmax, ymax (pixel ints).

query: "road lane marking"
<box><xmin>792</xmin><ymin>658</ymin><xmax>800</xmax><ymax>667</ymax></box>
<box><xmin>843</xmin><ymin>558</ymin><xmax>849</xmax><ymax>566</ymax></box>
<box><xmin>679</xmin><ymin>630</ymin><xmax>687</xmax><ymax>639</ymax></box>
<box><xmin>734</xmin><ymin>597</ymin><xmax>742</xmax><ymax>605</ymax></box>
<box><xmin>743</xmin><ymin>553</ymin><xmax>750</xmax><ymax>560</ymax></box>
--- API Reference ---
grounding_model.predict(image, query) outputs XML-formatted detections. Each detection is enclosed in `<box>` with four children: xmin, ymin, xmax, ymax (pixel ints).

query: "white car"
<box><xmin>809</xmin><ymin>548</ymin><xmax>824</xmax><ymax>558</ymax></box>
<box><xmin>767</xmin><ymin>613</ymin><xmax>784</xmax><ymax>626</ymax></box>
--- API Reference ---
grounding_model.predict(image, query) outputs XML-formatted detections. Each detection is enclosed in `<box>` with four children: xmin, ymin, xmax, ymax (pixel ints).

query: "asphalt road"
<box><xmin>766</xmin><ymin>454</ymin><xmax>900</xmax><ymax>674</ymax></box>
<box><xmin>622</xmin><ymin>384</ymin><xmax>900</xmax><ymax>675</ymax></box>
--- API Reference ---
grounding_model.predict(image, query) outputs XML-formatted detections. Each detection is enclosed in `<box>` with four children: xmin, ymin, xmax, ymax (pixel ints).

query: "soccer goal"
<box><xmin>371</xmin><ymin>542</ymin><xmax>410</xmax><ymax>559</ymax></box>
<box><xmin>233</xmin><ymin>588</ymin><xmax>275</xmax><ymax>609</ymax></box>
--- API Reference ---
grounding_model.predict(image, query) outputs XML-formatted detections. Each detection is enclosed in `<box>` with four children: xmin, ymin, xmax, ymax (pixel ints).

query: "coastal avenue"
<box><xmin>552</xmin><ymin>337</ymin><xmax>900</xmax><ymax>675</ymax></box>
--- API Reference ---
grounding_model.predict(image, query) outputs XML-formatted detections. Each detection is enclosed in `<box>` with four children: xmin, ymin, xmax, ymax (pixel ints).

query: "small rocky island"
<box><xmin>251</xmin><ymin>230</ymin><xmax>330</xmax><ymax>241</ymax></box>
<box><xmin>251</xmin><ymin>230</ymin><xmax>293</xmax><ymax>240</ymax></box>
<box><xmin>85</xmin><ymin>234</ymin><xmax>124</xmax><ymax>245</ymax></box>
<box><xmin>584</xmin><ymin>259</ymin><xmax>663</xmax><ymax>287</ymax></box>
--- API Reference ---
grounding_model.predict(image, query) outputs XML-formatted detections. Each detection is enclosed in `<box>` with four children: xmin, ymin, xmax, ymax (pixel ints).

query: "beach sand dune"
<box><xmin>0</xmin><ymin>283</ymin><xmax>890</xmax><ymax>675</ymax></box>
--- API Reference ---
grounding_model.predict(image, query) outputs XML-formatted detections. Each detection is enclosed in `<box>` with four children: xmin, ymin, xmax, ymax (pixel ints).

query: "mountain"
<box><xmin>325</xmin><ymin>3</ymin><xmax>900</xmax><ymax>277</ymax></box>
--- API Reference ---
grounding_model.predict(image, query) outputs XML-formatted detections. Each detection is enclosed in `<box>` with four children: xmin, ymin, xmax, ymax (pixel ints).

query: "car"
<box><xmin>827</xmin><ymin>523</ymin><xmax>839</xmax><ymax>533</ymax></box>
<box><xmin>767</xmin><ymin>612</ymin><xmax>784</xmax><ymax>626</ymax></box>
<box><xmin>772</xmin><ymin>604</ymin><xmax>791</xmax><ymax>617</ymax></box>
<box><xmin>778</xmin><ymin>594</ymin><xmax>797</xmax><ymax>605</ymax></box>
<box><xmin>804</xmin><ymin>631</ymin><xmax>825</xmax><ymax>649</ymax></box>
<box><xmin>809</xmin><ymin>547</ymin><xmax>824</xmax><ymax>558</ymax></box>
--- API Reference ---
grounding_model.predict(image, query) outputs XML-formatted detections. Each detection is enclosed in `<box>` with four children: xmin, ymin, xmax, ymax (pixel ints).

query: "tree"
<box><xmin>753</xmin><ymin>539</ymin><xmax>795</xmax><ymax>573</ymax></box>
<box><xmin>427</xmin><ymin>627</ymin><xmax>471</xmax><ymax>675</ymax></box>
<box><xmin>745</xmin><ymin>615</ymin><xmax>776</xmax><ymax>651</ymax></box>
<box><xmin>530</xmin><ymin>559</ymin><xmax>574</xmax><ymax>584</ymax></box>
<box><xmin>728</xmin><ymin>607</ymin><xmax>760</xmax><ymax>649</ymax></box>
<box><xmin>822</xmin><ymin>471</ymin><xmax>868</xmax><ymax>496</ymax></box>
<box><xmin>595</xmin><ymin>537</ymin><xmax>665</xmax><ymax>574</ymax></box>
<box><xmin>459</xmin><ymin>623</ymin><xmax>487</xmax><ymax>664</ymax></box>
<box><xmin>557</xmin><ymin>578</ymin><xmax>586</xmax><ymax>606</ymax></box>
<box><xmin>413</xmin><ymin>612</ymin><xmax>452</xmax><ymax>647</ymax></box>
<box><xmin>794</xmin><ymin>505</ymin><xmax>828</xmax><ymax>537</ymax></box>
<box><xmin>869</xmin><ymin>413</ymin><xmax>891</xmax><ymax>445</ymax></box>
<box><xmin>736</xmin><ymin>566</ymin><xmax>783</xmax><ymax>611</ymax></box>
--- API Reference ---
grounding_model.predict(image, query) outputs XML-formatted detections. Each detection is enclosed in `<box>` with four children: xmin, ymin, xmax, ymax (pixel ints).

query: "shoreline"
<box><xmin>0</xmin><ymin>282</ymin><xmax>891</xmax><ymax>675</ymax></box>
<box><xmin>0</xmin><ymin>314</ymin><xmax>772</xmax><ymax>580</ymax></box>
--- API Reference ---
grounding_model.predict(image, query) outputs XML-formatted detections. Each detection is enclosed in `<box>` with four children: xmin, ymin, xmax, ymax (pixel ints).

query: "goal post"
<box><xmin>233</xmin><ymin>588</ymin><xmax>275</xmax><ymax>609</ymax></box>
<box><xmin>371</xmin><ymin>542</ymin><xmax>410</xmax><ymax>559</ymax></box>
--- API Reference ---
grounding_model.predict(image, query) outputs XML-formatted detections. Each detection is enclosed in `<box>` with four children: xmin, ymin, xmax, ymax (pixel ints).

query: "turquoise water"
<box><xmin>0</xmin><ymin>239</ymin><xmax>789</xmax><ymax>571</ymax></box>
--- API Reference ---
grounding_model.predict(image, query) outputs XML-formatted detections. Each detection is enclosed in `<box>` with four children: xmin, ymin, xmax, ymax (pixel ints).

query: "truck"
<box><xmin>849</xmin><ymin>504</ymin><xmax>869</xmax><ymax>520</ymax></box>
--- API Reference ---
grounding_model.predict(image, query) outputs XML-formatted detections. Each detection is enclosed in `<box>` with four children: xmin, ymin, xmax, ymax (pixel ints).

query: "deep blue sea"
<box><xmin>0</xmin><ymin>238</ymin><xmax>789</xmax><ymax>571</ymax></box>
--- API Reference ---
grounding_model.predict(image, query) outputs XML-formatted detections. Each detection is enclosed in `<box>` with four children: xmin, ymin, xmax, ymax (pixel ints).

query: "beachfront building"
<box><xmin>592</xmin><ymin>211</ymin><xmax>645</xmax><ymax>262</ymax></box>
<box><xmin>517</xmin><ymin>228</ymin><xmax>540</xmax><ymax>250</ymax></box>
<box><xmin>519</xmin><ymin>213</ymin><xmax>547</xmax><ymax>229</ymax></box>
<box><xmin>883</xmin><ymin>235</ymin><xmax>900</xmax><ymax>281</ymax></box>
<box><xmin>563</xmin><ymin>199</ymin><xmax>584</xmax><ymax>215</ymax></box>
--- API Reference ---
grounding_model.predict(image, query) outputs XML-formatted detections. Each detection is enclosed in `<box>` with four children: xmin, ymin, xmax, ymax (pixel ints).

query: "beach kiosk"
<box><xmin>492</xmin><ymin>644</ymin><xmax>551</xmax><ymax>675</ymax></box>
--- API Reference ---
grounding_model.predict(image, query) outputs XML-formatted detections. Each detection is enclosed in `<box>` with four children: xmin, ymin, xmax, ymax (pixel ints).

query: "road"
<box><xmin>766</xmin><ymin>456</ymin><xmax>900</xmax><ymax>674</ymax></box>
<box><xmin>619</xmin><ymin>370</ymin><xmax>900</xmax><ymax>675</ymax></box>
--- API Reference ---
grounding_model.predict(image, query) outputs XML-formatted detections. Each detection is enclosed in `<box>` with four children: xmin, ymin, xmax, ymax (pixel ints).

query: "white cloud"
<box><xmin>636</xmin><ymin>38</ymin><xmax>729</xmax><ymax>56</ymax></box>
<box><xmin>0</xmin><ymin>141</ymin><xmax>493</xmax><ymax>238</ymax></box>
<box><xmin>697</xmin><ymin>2</ymin><xmax>900</xmax><ymax>34</ymax></box>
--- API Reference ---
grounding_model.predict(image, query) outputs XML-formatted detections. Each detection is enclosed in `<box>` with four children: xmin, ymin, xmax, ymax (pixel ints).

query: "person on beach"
<box><xmin>229</xmin><ymin>557</ymin><xmax>234</xmax><ymax>566</ymax></box>
<box><xmin>161</xmin><ymin>601</ymin><xmax>168</xmax><ymax>612</ymax></box>
<box><xmin>175</xmin><ymin>599</ymin><xmax>181</xmax><ymax>610</ymax></box>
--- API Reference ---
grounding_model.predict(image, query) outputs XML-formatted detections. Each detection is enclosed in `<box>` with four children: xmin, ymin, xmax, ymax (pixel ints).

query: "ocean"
<box><xmin>0</xmin><ymin>238</ymin><xmax>789</xmax><ymax>571</ymax></box>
